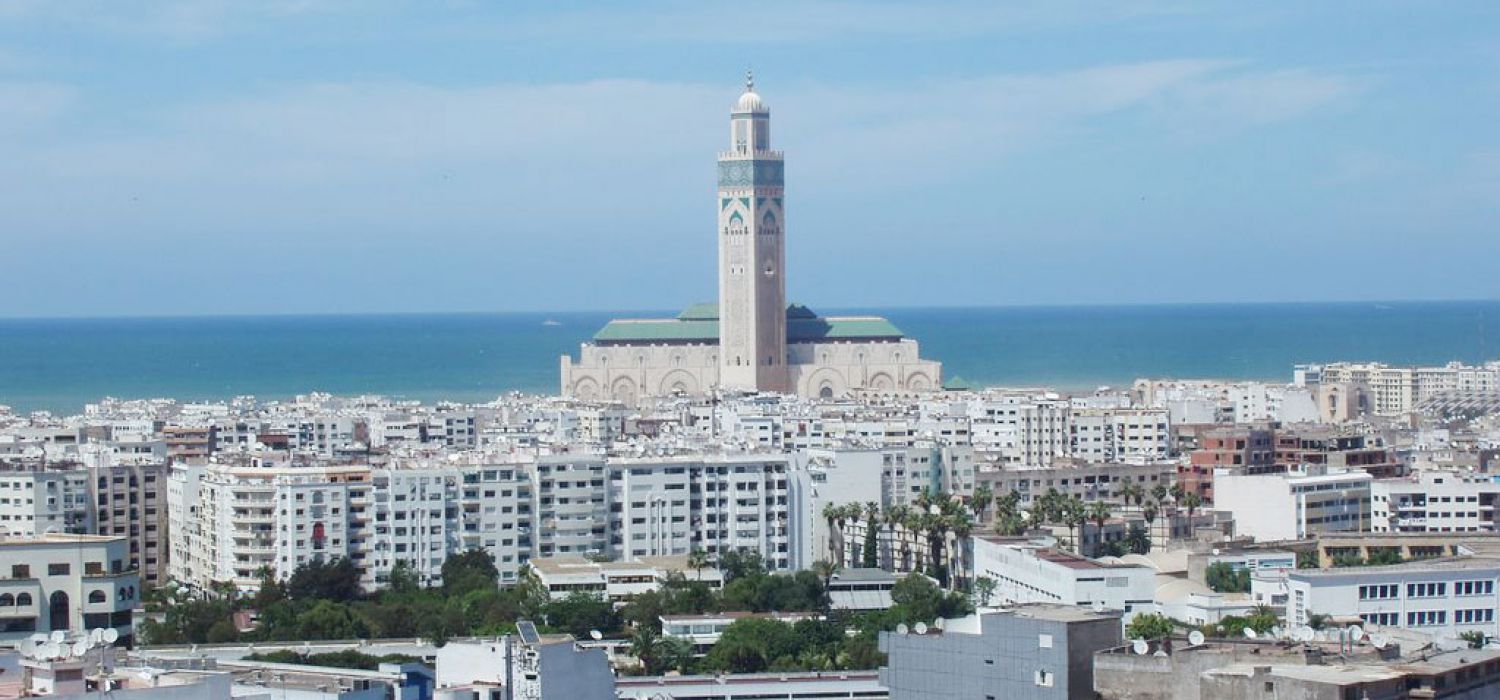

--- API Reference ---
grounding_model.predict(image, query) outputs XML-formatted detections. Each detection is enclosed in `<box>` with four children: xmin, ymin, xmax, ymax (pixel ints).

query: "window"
<box><xmin>47</xmin><ymin>563</ymin><xmax>69</xmax><ymax>576</ymax></box>
<box><xmin>87</xmin><ymin>591</ymin><xmax>106</xmax><ymax>604</ymax></box>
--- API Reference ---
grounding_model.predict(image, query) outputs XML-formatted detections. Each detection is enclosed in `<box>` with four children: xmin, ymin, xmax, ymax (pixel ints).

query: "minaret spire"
<box><xmin>746</xmin><ymin>69</ymin><xmax>754</xmax><ymax>92</ymax></box>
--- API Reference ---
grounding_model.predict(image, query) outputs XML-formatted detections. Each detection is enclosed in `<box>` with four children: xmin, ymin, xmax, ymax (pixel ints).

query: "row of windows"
<box><xmin>1456</xmin><ymin>608</ymin><xmax>1495</xmax><ymax>624</ymax></box>
<box><xmin>1358</xmin><ymin>584</ymin><xmax>1399</xmax><ymax>600</ymax></box>
<box><xmin>1456</xmin><ymin>580</ymin><xmax>1495</xmax><ymax>596</ymax></box>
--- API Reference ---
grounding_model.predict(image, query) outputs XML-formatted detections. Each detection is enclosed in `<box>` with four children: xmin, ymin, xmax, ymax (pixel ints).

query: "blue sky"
<box><xmin>1</xmin><ymin>1</ymin><xmax>1497</xmax><ymax>317</ymax></box>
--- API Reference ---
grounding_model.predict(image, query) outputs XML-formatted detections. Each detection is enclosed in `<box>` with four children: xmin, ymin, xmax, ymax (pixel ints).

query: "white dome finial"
<box><xmin>734</xmin><ymin>70</ymin><xmax>766</xmax><ymax>113</ymax></box>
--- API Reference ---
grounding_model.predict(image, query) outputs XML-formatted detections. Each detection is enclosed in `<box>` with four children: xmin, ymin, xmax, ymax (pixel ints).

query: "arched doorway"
<box><xmin>49</xmin><ymin>591</ymin><xmax>69</xmax><ymax>631</ymax></box>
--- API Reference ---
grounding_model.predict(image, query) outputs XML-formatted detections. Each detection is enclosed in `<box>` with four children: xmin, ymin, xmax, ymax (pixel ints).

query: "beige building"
<box><xmin>561</xmin><ymin>75</ymin><xmax>941</xmax><ymax>403</ymax></box>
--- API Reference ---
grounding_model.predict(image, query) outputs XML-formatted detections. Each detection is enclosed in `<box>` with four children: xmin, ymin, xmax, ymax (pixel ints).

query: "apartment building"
<box><xmin>978</xmin><ymin>460</ymin><xmax>1177</xmax><ymax>506</ymax></box>
<box><xmin>0</xmin><ymin>468</ymin><xmax>91</xmax><ymax>537</ymax></box>
<box><xmin>1213</xmin><ymin>467</ymin><xmax>1373</xmax><ymax>542</ymax></box>
<box><xmin>1180</xmin><ymin>424</ymin><xmax>1277</xmax><ymax>501</ymax></box>
<box><xmin>608</xmin><ymin>454</ymin><xmax>801</xmax><ymax>570</ymax></box>
<box><xmin>1070</xmin><ymin>408</ymin><xmax>1171</xmax><ymax>463</ymax></box>
<box><xmin>0</xmin><ymin>534</ymin><xmax>139</xmax><ymax>646</ymax></box>
<box><xmin>1371</xmin><ymin>470</ymin><xmax>1500</xmax><ymax>533</ymax></box>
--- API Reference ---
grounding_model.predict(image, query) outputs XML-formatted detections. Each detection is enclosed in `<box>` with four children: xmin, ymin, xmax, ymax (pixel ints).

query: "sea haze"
<box><xmin>0</xmin><ymin>301</ymin><xmax>1495</xmax><ymax>414</ymax></box>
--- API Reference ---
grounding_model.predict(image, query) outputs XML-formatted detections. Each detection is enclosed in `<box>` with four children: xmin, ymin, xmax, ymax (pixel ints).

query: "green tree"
<box><xmin>972</xmin><ymin>576</ymin><xmax>997</xmax><ymax>608</ymax></box>
<box><xmin>441</xmin><ymin>549</ymin><xmax>500</xmax><ymax>597</ymax></box>
<box><xmin>861</xmin><ymin>502</ymin><xmax>880</xmax><ymax>568</ymax></box>
<box><xmin>1205</xmin><ymin>562</ymin><xmax>1251</xmax><ymax>593</ymax></box>
<box><xmin>1126</xmin><ymin>613</ymin><xmax>1175</xmax><ymax>641</ymax></box>
<box><xmin>629</xmin><ymin>625</ymin><xmax>667</xmax><ymax>675</ymax></box>
<box><xmin>704</xmin><ymin>618</ymin><xmax>800</xmax><ymax>673</ymax></box>
<box><xmin>544</xmin><ymin>591</ymin><xmax>618</xmax><ymax>639</ymax></box>
<box><xmin>287</xmin><ymin>557</ymin><xmax>362</xmax><ymax>601</ymax></box>
<box><xmin>298</xmin><ymin>600</ymin><xmax>368</xmax><ymax>640</ymax></box>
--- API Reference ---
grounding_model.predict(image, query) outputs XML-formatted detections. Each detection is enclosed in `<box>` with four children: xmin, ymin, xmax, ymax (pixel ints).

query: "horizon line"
<box><xmin>0</xmin><ymin>297</ymin><xmax>1497</xmax><ymax>323</ymax></box>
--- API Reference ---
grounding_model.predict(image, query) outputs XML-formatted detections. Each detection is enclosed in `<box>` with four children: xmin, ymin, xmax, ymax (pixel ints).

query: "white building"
<box><xmin>528</xmin><ymin>554</ymin><xmax>722</xmax><ymax>602</ymax></box>
<box><xmin>1070</xmin><ymin>408</ymin><xmax>1171</xmax><ymax>463</ymax></box>
<box><xmin>1285</xmin><ymin>556</ymin><xmax>1500</xmax><ymax>639</ymax></box>
<box><xmin>1371</xmin><ymin>469</ymin><xmax>1500</xmax><ymax>533</ymax></box>
<box><xmin>0</xmin><ymin>534</ymin><xmax>138</xmax><ymax>646</ymax></box>
<box><xmin>1212</xmin><ymin>467</ymin><xmax>1373</xmax><ymax>542</ymax></box>
<box><xmin>970</xmin><ymin>537</ymin><xmax>1155</xmax><ymax>617</ymax></box>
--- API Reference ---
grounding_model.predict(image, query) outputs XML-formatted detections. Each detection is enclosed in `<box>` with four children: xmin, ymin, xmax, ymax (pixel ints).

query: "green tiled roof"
<box><xmin>591</xmin><ymin>311</ymin><xmax>905</xmax><ymax>344</ymax></box>
<box><xmin>942</xmin><ymin>375</ymin><xmax>975</xmax><ymax>391</ymax></box>
<box><xmin>676</xmin><ymin>302</ymin><xmax>719</xmax><ymax>321</ymax></box>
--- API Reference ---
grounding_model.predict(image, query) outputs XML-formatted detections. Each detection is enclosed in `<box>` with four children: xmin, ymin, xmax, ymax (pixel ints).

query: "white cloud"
<box><xmin>0</xmin><ymin>60</ymin><xmax>1359</xmax><ymax>253</ymax></box>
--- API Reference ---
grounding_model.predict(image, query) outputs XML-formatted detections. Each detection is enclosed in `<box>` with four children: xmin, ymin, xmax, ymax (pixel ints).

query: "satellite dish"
<box><xmin>29</xmin><ymin>633</ymin><xmax>48</xmax><ymax>645</ymax></box>
<box><xmin>913</xmin><ymin>622</ymin><xmax>929</xmax><ymax>635</ymax></box>
<box><xmin>1297</xmin><ymin>626</ymin><xmax>1315</xmax><ymax>643</ymax></box>
<box><xmin>1370</xmin><ymin>634</ymin><xmax>1389</xmax><ymax>650</ymax></box>
<box><xmin>1153</xmin><ymin>649</ymin><xmax>1169</xmax><ymax>657</ymax></box>
<box><xmin>1244</xmin><ymin>628</ymin><xmax>1258</xmax><ymax>639</ymax></box>
<box><xmin>1349</xmin><ymin>626</ymin><xmax>1364</xmax><ymax>641</ymax></box>
<box><xmin>49</xmin><ymin>631</ymin><xmax>66</xmax><ymax>644</ymax></box>
<box><xmin>71</xmin><ymin>641</ymin><xmax>88</xmax><ymax>657</ymax></box>
<box><xmin>1270</xmin><ymin>626</ymin><xmax>1283</xmax><ymax>638</ymax></box>
<box><xmin>1132</xmin><ymin>639</ymin><xmax>1150</xmax><ymax>655</ymax></box>
<box><xmin>1188</xmin><ymin>630</ymin><xmax>1205</xmax><ymax>646</ymax></box>
<box><xmin>39</xmin><ymin>643</ymin><xmax>57</xmax><ymax>660</ymax></box>
<box><xmin>103</xmin><ymin>628</ymin><xmax>119</xmax><ymax>644</ymax></box>
<box><xmin>19</xmin><ymin>639</ymin><xmax>37</xmax><ymax>657</ymax></box>
<box><xmin>1092</xmin><ymin>601</ymin><xmax>1105</xmax><ymax>613</ymax></box>
<box><xmin>895</xmin><ymin>623</ymin><xmax>909</xmax><ymax>635</ymax></box>
<box><xmin>90</xmin><ymin>628</ymin><xmax>105</xmax><ymax>644</ymax></box>
<box><xmin>589</xmin><ymin>629</ymin><xmax>603</xmax><ymax>641</ymax></box>
<box><xmin>934</xmin><ymin>618</ymin><xmax>946</xmax><ymax>630</ymax></box>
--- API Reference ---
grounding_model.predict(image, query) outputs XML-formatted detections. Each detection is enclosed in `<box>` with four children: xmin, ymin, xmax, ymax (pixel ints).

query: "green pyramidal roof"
<box><xmin>942</xmin><ymin>375</ymin><xmax>975</xmax><ymax>391</ymax></box>
<box><xmin>592</xmin><ymin>303</ymin><xmax>906</xmax><ymax>344</ymax></box>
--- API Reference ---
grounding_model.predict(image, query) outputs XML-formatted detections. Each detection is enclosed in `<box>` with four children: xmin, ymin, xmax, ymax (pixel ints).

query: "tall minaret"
<box><xmin>717</xmin><ymin>71</ymin><xmax>787</xmax><ymax>393</ymax></box>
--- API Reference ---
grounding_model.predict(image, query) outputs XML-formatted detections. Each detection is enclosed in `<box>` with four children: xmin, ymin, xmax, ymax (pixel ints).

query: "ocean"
<box><xmin>0</xmin><ymin>301</ymin><xmax>1495</xmax><ymax>414</ymax></box>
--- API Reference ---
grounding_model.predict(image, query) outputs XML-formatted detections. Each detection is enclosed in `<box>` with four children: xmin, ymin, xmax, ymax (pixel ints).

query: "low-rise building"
<box><xmin>528</xmin><ymin>555</ymin><xmax>722</xmax><ymax>602</ymax></box>
<box><xmin>1285</xmin><ymin>555</ymin><xmax>1500</xmax><ymax>638</ymax></box>
<box><xmin>0</xmin><ymin>534</ymin><xmax>138</xmax><ymax>646</ymax></box>
<box><xmin>970</xmin><ymin>537</ymin><xmax>1155</xmax><ymax>616</ymax></box>
<box><xmin>879</xmin><ymin>605</ymin><xmax>1123</xmax><ymax>700</ymax></box>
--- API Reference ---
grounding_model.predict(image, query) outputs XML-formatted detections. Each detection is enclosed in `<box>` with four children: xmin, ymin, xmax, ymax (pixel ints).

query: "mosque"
<box><xmin>560</xmin><ymin>75</ymin><xmax>942</xmax><ymax>403</ymax></box>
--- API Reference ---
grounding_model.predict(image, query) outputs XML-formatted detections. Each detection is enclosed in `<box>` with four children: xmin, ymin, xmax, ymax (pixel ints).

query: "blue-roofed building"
<box><xmin>560</xmin><ymin>77</ymin><xmax>941</xmax><ymax>403</ymax></box>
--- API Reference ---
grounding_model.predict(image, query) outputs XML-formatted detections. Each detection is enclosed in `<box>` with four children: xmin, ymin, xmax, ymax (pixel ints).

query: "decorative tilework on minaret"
<box><xmin>717</xmin><ymin>72</ymin><xmax>788</xmax><ymax>393</ymax></box>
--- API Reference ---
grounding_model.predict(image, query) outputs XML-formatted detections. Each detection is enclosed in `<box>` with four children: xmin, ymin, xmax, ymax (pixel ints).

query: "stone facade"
<box><xmin>561</xmin><ymin>76</ymin><xmax>941</xmax><ymax>403</ymax></box>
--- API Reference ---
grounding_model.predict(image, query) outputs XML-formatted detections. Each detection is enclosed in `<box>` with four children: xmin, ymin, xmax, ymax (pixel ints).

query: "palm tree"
<box><xmin>687</xmin><ymin>548</ymin><xmax>710</xmax><ymax>583</ymax></box>
<box><xmin>1142</xmin><ymin>502</ymin><xmax>1160</xmax><ymax>546</ymax></box>
<box><xmin>1062</xmin><ymin>496</ymin><xmax>1087</xmax><ymax>555</ymax></box>
<box><xmin>1151</xmin><ymin>483</ymin><xmax>1170</xmax><ymax>510</ymax></box>
<box><xmin>971</xmin><ymin>483</ymin><xmax>994</xmax><ymax>523</ymax></box>
<box><xmin>1086</xmin><ymin>501</ymin><xmax>1112</xmax><ymax>556</ymax></box>
<box><xmin>630</xmin><ymin>625</ymin><xmax>666</xmax><ymax>675</ymax></box>
<box><xmin>1120</xmin><ymin>482</ymin><xmax>1144</xmax><ymax>513</ymax></box>
<box><xmin>1181</xmin><ymin>492</ymin><xmax>1202</xmax><ymax>521</ymax></box>
<box><xmin>816</xmin><ymin>557</ymin><xmax>840</xmax><ymax>590</ymax></box>
<box><xmin>861</xmin><ymin>501</ymin><xmax>881</xmax><ymax>568</ymax></box>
